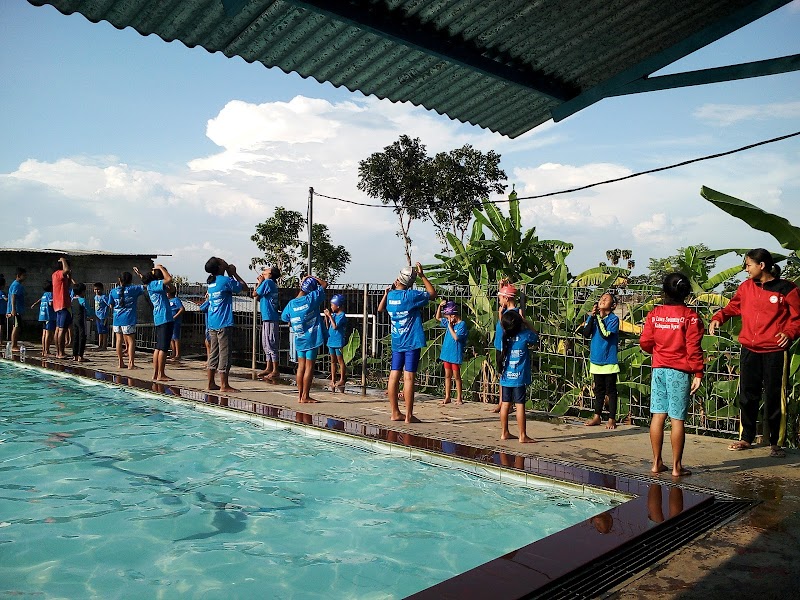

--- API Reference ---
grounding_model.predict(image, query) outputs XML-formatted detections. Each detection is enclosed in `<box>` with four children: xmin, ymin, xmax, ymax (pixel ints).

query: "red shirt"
<box><xmin>52</xmin><ymin>270</ymin><xmax>71</xmax><ymax>311</ymax></box>
<box><xmin>640</xmin><ymin>304</ymin><xmax>705</xmax><ymax>376</ymax></box>
<box><xmin>711</xmin><ymin>278</ymin><xmax>800</xmax><ymax>353</ymax></box>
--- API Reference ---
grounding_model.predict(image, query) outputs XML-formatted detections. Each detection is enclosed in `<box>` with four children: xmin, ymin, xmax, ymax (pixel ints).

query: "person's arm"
<box><xmin>31</xmin><ymin>298</ymin><xmax>42</xmax><ymax>309</ymax></box>
<box><xmin>778</xmin><ymin>285</ymin><xmax>800</xmax><ymax>345</ymax></box>
<box><xmin>416</xmin><ymin>262</ymin><xmax>437</xmax><ymax>301</ymax></box>
<box><xmin>686</xmin><ymin>312</ymin><xmax>705</xmax><ymax>393</ymax></box>
<box><xmin>133</xmin><ymin>266</ymin><xmax>145</xmax><ymax>282</ymax></box>
<box><xmin>314</xmin><ymin>276</ymin><xmax>328</xmax><ymax>290</ymax></box>
<box><xmin>59</xmin><ymin>256</ymin><xmax>75</xmax><ymax>284</ymax></box>
<box><xmin>709</xmin><ymin>285</ymin><xmax>743</xmax><ymax>335</ymax></box>
<box><xmin>596</xmin><ymin>313</ymin><xmax>619</xmax><ymax>339</ymax></box>
<box><xmin>226</xmin><ymin>263</ymin><xmax>250</xmax><ymax>295</ymax></box>
<box><xmin>435</xmin><ymin>300</ymin><xmax>445</xmax><ymax>321</ymax></box>
<box><xmin>155</xmin><ymin>264</ymin><xmax>172</xmax><ymax>285</ymax></box>
<box><xmin>639</xmin><ymin>312</ymin><xmax>655</xmax><ymax>355</ymax></box>
<box><xmin>8</xmin><ymin>288</ymin><xmax>16</xmax><ymax>315</ymax></box>
<box><xmin>172</xmin><ymin>302</ymin><xmax>185</xmax><ymax>320</ymax></box>
<box><xmin>323</xmin><ymin>308</ymin><xmax>333</xmax><ymax>327</ymax></box>
<box><xmin>253</xmin><ymin>274</ymin><xmax>265</xmax><ymax>298</ymax></box>
<box><xmin>377</xmin><ymin>285</ymin><xmax>392</xmax><ymax>313</ymax></box>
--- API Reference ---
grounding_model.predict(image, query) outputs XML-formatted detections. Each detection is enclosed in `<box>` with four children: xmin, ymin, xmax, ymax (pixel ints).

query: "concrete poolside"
<box><xmin>8</xmin><ymin>347</ymin><xmax>800</xmax><ymax>598</ymax></box>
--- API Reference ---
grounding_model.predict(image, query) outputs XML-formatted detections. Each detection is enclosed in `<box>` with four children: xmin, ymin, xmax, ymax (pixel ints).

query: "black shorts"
<box><xmin>155</xmin><ymin>322</ymin><xmax>175</xmax><ymax>351</ymax></box>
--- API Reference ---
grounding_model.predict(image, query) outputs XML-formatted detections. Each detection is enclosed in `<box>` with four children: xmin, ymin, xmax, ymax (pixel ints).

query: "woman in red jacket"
<box><xmin>709</xmin><ymin>248</ymin><xmax>800</xmax><ymax>458</ymax></box>
<box><xmin>640</xmin><ymin>273</ymin><xmax>704</xmax><ymax>478</ymax></box>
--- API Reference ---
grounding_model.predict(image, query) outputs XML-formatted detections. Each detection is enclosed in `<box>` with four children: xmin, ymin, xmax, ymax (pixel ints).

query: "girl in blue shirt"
<box><xmin>253</xmin><ymin>266</ymin><xmax>282</xmax><ymax>382</ymax></box>
<box><xmin>582</xmin><ymin>293</ymin><xmax>621</xmax><ymax>429</ymax></box>
<box><xmin>135</xmin><ymin>264</ymin><xmax>175</xmax><ymax>382</ymax></box>
<box><xmin>435</xmin><ymin>300</ymin><xmax>468</xmax><ymax>405</ymax></box>
<box><xmin>499</xmin><ymin>310</ymin><xmax>539</xmax><ymax>443</ymax></box>
<box><xmin>324</xmin><ymin>294</ymin><xmax>348</xmax><ymax>393</ymax></box>
<box><xmin>109</xmin><ymin>271</ymin><xmax>145</xmax><ymax>370</ymax></box>
<box><xmin>93</xmin><ymin>282</ymin><xmax>111</xmax><ymax>350</ymax></box>
<box><xmin>281</xmin><ymin>275</ymin><xmax>328</xmax><ymax>403</ymax></box>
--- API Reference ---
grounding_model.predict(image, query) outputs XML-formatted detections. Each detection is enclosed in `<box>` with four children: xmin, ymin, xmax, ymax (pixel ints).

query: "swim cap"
<box><xmin>442</xmin><ymin>301</ymin><xmax>458</xmax><ymax>316</ymax></box>
<box><xmin>396</xmin><ymin>266</ymin><xmax>417</xmax><ymax>287</ymax></box>
<box><xmin>300</xmin><ymin>277</ymin><xmax>318</xmax><ymax>293</ymax></box>
<box><xmin>331</xmin><ymin>294</ymin><xmax>345</xmax><ymax>307</ymax></box>
<box><xmin>498</xmin><ymin>284</ymin><xmax>518</xmax><ymax>297</ymax></box>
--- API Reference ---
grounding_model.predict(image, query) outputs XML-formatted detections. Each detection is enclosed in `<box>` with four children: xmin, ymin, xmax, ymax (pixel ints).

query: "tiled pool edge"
<box><xmin>3</xmin><ymin>357</ymin><xmax>723</xmax><ymax>600</ymax></box>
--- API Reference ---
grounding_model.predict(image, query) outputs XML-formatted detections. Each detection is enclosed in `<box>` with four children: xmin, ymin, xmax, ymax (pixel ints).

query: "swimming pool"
<box><xmin>0</xmin><ymin>363</ymin><xmax>620</xmax><ymax>599</ymax></box>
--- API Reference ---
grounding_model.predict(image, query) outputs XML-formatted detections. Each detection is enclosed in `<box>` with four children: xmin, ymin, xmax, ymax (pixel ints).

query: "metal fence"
<box><xmin>111</xmin><ymin>280</ymin><xmax>744</xmax><ymax>439</ymax></box>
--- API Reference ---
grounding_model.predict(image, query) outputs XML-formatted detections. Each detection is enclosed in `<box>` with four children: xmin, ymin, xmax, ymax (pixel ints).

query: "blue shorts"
<box><xmin>96</xmin><ymin>319</ymin><xmax>108</xmax><ymax>335</ymax></box>
<box><xmin>172</xmin><ymin>320</ymin><xmax>182</xmax><ymax>340</ymax></box>
<box><xmin>55</xmin><ymin>309</ymin><xmax>71</xmax><ymax>329</ymax></box>
<box><xmin>297</xmin><ymin>347</ymin><xmax>319</xmax><ymax>361</ymax></box>
<box><xmin>329</xmin><ymin>347</ymin><xmax>343</xmax><ymax>357</ymax></box>
<box><xmin>501</xmin><ymin>385</ymin><xmax>527</xmax><ymax>404</ymax></box>
<box><xmin>391</xmin><ymin>348</ymin><xmax>421</xmax><ymax>373</ymax></box>
<box><xmin>43</xmin><ymin>320</ymin><xmax>56</xmax><ymax>332</ymax></box>
<box><xmin>650</xmin><ymin>367</ymin><xmax>691</xmax><ymax>421</ymax></box>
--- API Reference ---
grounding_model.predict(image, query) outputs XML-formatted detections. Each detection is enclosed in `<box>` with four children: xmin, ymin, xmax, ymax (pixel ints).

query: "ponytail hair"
<box><xmin>500</xmin><ymin>310</ymin><xmax>524</xmax><ymax>373</ymax></box>
<box><xmin>746</xmin><ymin>248</ymin><xmax>781</xmax><ymax>278</ymax></box>
<box><xmin>662</xmin><ymin>272</ymin><xmax>691</xmax><ymax>305</ymax></box>
<box><xmin>118</xmin><ymin>271</ymin><xmax>133</xmax><ymax>307</ymax></box>
<box><xmin>205</xmin><ymin>257</ymin><xmax>223</xmax><ymax>284</ymax></box>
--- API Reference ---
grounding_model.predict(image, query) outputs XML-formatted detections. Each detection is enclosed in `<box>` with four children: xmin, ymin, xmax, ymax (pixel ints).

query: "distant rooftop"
<box><xmin>0</xmin><ymin>247</ymin><xmax>165</xmax><ymax>258</ymax></box>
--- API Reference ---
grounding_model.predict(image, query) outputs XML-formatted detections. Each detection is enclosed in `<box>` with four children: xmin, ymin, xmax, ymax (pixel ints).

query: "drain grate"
<box><xmin>529</xmin><ymin>498</ymin><xmax>754</xmax><ymax>600</ymax></box>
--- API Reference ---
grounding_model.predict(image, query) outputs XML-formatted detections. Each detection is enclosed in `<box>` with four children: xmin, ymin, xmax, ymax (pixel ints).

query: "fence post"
<box><xmin>361</xmin><ymin>283</ymin><xmax>368</xmax><ymax>396</ymax></box>
<box><xmin>251</xmin><ymin>286</ymin><xmax>258</xmax><ymax>377</ymax></box>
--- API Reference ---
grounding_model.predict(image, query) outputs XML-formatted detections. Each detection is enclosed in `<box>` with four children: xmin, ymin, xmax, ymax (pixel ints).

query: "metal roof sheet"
<box><xmin>0</xmin><ymin>247</ymin><xmax>161</xmax><ymax>258</ymax></box>
<box><xmin>28</xmin><ymin>0</ymin><xmax>793</xmax><ymax>137</ymax></box>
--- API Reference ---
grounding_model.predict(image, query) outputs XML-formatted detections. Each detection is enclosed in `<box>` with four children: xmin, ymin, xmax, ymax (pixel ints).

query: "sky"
<box><xmin>1</xmin><ymin>1</ymin><xmax>799</xmax><ymax>284</ymax></box>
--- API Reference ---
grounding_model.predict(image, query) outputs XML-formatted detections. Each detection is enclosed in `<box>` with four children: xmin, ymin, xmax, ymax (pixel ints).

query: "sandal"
<box><xmin>770</xmin><ymin>447</ymin><xmax>786</xmax><ymax>458</ymax></box>
<box><xmin>728</xmin><ymin>441</ymin><xmax>752</xmax><ymax>451</ymax></box>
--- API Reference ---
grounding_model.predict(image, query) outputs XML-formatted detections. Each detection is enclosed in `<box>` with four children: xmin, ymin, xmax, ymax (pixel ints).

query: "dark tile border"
<box><xmin>4</xmin><ymin>356</ymin><xmax>719</xmax><ymax>599</ymax></box>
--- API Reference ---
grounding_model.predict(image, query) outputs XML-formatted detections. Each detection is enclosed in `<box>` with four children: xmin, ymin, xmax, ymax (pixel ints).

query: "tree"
<box><xmin>430</xmin><ymin>145</ymin><xmax>507</xmax><ymax>247</ymax></box>
<box><xmin>250</xmin><ymin>206</ymin><xmax>351</xmax><ymax>285</ymax></box>
<box><xmin>357</xmin><ymin>135</ymin><xmax>434</xmax><ymax>266</ymax></box>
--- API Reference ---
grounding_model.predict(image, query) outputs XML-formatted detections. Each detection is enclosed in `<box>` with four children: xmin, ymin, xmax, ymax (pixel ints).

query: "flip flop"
<box><xmin>728</xmin><ymin>441</ymin><xmax>752</xmax><ymax>451</ymax></box>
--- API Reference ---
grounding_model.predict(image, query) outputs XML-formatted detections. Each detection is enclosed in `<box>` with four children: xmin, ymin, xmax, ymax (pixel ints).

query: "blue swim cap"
<box><xmin>331</xmin><ymin>294</ymin><xmax>345</xmax><ymax>307</ymax></box>
<box><xmin>300</xmin><ymin>277</ymin><xmax>318</xmax><ymax>293</ymax></box>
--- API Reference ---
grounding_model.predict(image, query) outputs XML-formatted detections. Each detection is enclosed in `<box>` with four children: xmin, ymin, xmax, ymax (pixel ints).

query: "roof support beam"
<box><xmin>550</xmin><ymin>0</ymin><xmax>793</xmax><ymax>122</ymax></box>
<box><xmin>608</xmin><ymin>54</ymin><xmax>800</xmax><ymax>96</ymax></box>
<box><xmin>283</xmin><ymin>0</ymin><xmax>579</xmax><ymax>101</ymax></box>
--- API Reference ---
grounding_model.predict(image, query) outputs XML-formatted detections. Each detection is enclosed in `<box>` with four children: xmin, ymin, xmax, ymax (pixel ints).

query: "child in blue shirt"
<box><xmin>167</xmin><ymin>284</ymin><xmax>185</xmax><ymax>362</ymax></box>
<box><xmin>498</xmin><ymin>309</ymin><xmax>539</xmax><ymax>443</ymax></box>
<box><xmin>253</xmin><ymin>266</ymin><xmax>282</xmax><ymax>382</ymax></box>
<box><xmin>71</xmin><ymin>283</ymin><xmax>88</xmax><ymax>363</ymax></box>
<box><xmin>93</xmin><ymin>282</ymin><xmax>111</xmax><ymax>350</ymax></box>
<box><xmin>0</xmin><ymin>275</ymin><xmax>7</xmax><ymax>344</ymax></box>
<box><xmin>109</xmin><ymin>271</ymin><xmax>145</xmax><ymax>370</ymax></box>
<box><xmin>7</xmin><ymin>267</ymin><xmax>27</xmax><ymax>352</ymax></box>
<box><xmin>32</xmin><ymin>282</ymin><xmax>55</xmax><ymax>357</ymax></box>
<box><xmin>435</xmin><ymin>300</ymin><xmax>468</xmax><ymax>405</ymax></box>
<box><xmin>199</xmin><ymin>295</ymin><xmax>211</xmax><ymax>368</ymax></box>
<box><xmin>582</xmin><ymin>293</ymin><xmax>621</xmax><ymax>429</ymax></box>
<box><xmin>281</xmin><ymin>275</ymin><xmax>328</xmax><ymax>403</ymax></box>
<box><xmin>324</xmin><ymin>294</ymin><xmax>348</xmax><ymax>393</ymax></box>
<box><xmin>135</xmin><ymin>264</ymin><xmax>175</xmax><ymax>382</ymax></box>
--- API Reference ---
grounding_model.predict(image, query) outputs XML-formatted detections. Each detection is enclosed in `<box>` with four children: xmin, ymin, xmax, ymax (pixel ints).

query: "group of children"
<box><xmin>5</xmin><ymin>246</ymin><xmax>795</xmax><ymax>472</ymax></box>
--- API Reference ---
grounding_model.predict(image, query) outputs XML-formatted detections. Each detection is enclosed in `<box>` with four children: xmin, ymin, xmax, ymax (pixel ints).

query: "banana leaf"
<box><xmin>342</xmin><ymin>329</ymin><xmax>361</xmax><ymax>365</ymax></box>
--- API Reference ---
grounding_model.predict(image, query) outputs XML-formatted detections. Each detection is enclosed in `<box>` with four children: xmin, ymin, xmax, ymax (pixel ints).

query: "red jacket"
<box><xmin>711</xmin><ymin>278</ymin><xmax>800</xmax><ymax>353</ymax></box>
<box><xmin>640</xmin><ymin>304</ymin><xmax>705</xmax><ymax>376</ymax></box>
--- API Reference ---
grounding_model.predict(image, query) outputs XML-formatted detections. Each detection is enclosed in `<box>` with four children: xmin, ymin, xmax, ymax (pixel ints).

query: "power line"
<box><xmin>315</xmin><ymin>130</ymin><xmax>800</xmax><ymax>208</ymax></box>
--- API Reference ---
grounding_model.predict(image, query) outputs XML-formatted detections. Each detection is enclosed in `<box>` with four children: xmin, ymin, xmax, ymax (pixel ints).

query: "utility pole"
<box><xmin>307</xmin><ymin>186</ymin><xmax>314</xmax><ymax>276</ymax></box>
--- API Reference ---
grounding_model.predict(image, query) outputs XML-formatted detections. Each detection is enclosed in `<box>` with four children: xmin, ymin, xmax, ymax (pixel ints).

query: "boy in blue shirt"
<box><xmin>281</xmin><ymin>275</ymin><xmax>327</xmax><ymax>403</ymax></box>
<box><xmin>167</xmin><ymin>284</ymin><xmax>185</xmax><ymax>362</ymax></box>
<box><xmin>135</xmin><ymin>264</ymin><xmax>175</xmax><ymax>382</ymax></box>
<box><xmin>498</xmin><ymin>309</ymin><xmax>539</xmax><ymax>443</ymax></box>
<box><xmin>205</xmin><ymin>257</ymin><xmax>250</xmax><ymax>393</ymax></box>
<box><xmin>32</xmin><ymin>282</ymin><xmax>55</xmax><ymax>357</ymax></box>
<box><xmin>109</xmin><ymin>271</ymin><xmax>146</xmax><ymax>369</ymax></box>
<box><xmin>378</xmin><ymin>262</ymin><xmax>437</xmax><ymax>423</ymax></box>
<box><xmin>71</xmin><ymin>283</ymin><xmax>89</xmax><ymax>363</ymax></box>
<box><xmin>7</xmin><ymin>267</ymin><xmax>27</xmax><ymax>352</ymax></box>
<box><xmin>253</xmin><ymin>266</ymin><xmax>281</xmax><ymax>382</ymax></box>
<box><xmin>435</xmin><ymin>300</ymin><xmax>468</xmax><ymax>405</ymax></box>
<box><xmin>93</xmin><ymin>283</ymin><xmax>111</xmax><ymax>350</ymax></box>
<box><xmin>324</xmin><ymin>294</ymin><xmax>348</xmax><ymax>393</ymax></box>
<box><xmin>582</xmin><ymin>293</ymin><xmax>621</xmax><ymax>429</ymax></box>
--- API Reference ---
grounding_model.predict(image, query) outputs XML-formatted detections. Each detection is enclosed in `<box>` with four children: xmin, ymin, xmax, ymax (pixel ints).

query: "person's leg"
<box><xmin>762</xmin><ymin>350</ymin><xmax>788</xmax><ymax>454</ymax></box>
<box><xmin>72</xmin><ymin>322</ymin><xmax>80</xmax><ymax>360</ymax></box>
<box><xmin>258</xmin><ymin>321</ymin><xmax>270</xmax><ymax>377</ymax></box>
<box><xmin>441</xmin><ymin>365</ymin><xmax>453</xmax><ymax>404</ymax></box>
<box><xmin>388</xmin><ymin>351</ymin><xmax>404</xmax><ymax>420</ymax></box>
<box><xmin>499</xmin><ymin>392</ymin><xmax>512</xmax><ymax>440</ymax></box>
<box><xmin>41</xmin><ymin>326</ymin><xmax>47</xmax><ymax>356</ymax></box>
<box><xmin>157</xmin><ymin>324</ymin><xmax>174</xmax><ymax>380</ymax></box>
<box><xmin>402</xmin><ymin>369</ymin><xmax>420</xmax><ymax>423</ymax></box>
<box><xmin>735</xmin><ymin>347</ymin><xmax>762</xmax><ymax>448</ymax></box>
<box><xmin>336</xmin><ymin>355</ymin><xmax>346</xmax><ymax>390</ymax></box>
<box><xmin>206</xmin><ymin>329</ymin><xmax>220</xmax><ymax>390</ymax></box>
<box><xmin>329</xmin><ymin>351</ymin><xmax>338</xmax><ymax>391</ymax></box>
<box><xmin>124</xmin><ymin>333</ymin><xmax>136</xmax><ymax>369</ymax></box>
<box><xmin>586</xmin><ymin>374</ymin><xmax>604</xmax><ymax>426</ymax></box>
<box><xmin>301</xmin><ymin>356</ymin><xmax>318</xmax><ymax>403</ymax></box>
<box><xmin>218</xmin><ymin>328</ymin><xmax>238</xmax><ymax>392</ymax></box>
<box><xmin>296</xmin><ymin>357</ymin><xmax>306</xmax><ymax>401</ymax></box>
<box><xmin>10</xmin><ymin>317</ymin><xmax>20</xmax><ymax>350</ymax></box>
<box><xmin>454</xmin><ymin>365</ymin><xmax>463</xmax><ymax>404</ymax></box>
<box><xmin>670</xmin><ymin>419</ymin><xmax>689</xmax><ymax>476</ymax></box>
<box><xmin>650</xmin><ymin>413</ymin><xmax>667</xmax><ymax>473</ymax></box>
<box><xmin>491</xmin><ymin>350</ymin><xmax>502</xmax><ymax>413</ymax></box>
<box><xmin>115</xmin><ymin>329</ymin><xmax>124</xmax><ymax>368</ymax></box>
<box><xmin>76</xmin><ymin>323</ymin><xmax>86</xmax><ymax>360</ymax></box>
<box><xmin>515</xmin><ymin>400</ymin><xmax>534</xmax><ymax>443</ymax></box>
<box><xmin>606</xmin><ymin>373</ymin><xmax>618</xmax><ymax>429</ymax></box>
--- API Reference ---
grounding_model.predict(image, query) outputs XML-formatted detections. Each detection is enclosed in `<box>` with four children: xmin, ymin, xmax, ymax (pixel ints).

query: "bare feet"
<box><xmin>207</xmin><ymin>383</ymin><xmax>220</xmax><ymax>391</ymax></box>
<box><xmin>519</xmin><ymin>435</ymin><xmax>536</xmax><ymax>443</ymax></box>
<box><xmin>500</xmin><ymin>432</ymin><xmax>512</xmax><ymax>440</ymax></box>
<box><xmin>440</xmin><ymin>398</ymin><xmax>451</xmax><ymax>405</ymax></box>
<box><xmin>672</xmin><ymin>468</ymin><xmax>692</xmax><ymax>477</ymax></box>
<box><xmin>651</xmin><ymin>462</ymin><xmax>669</xmax><ymax>474</ymax></box>
<box><xmin>454</xmin><ymin>400</ymin><xmax>463</xmax><ymax>405</ymax></box>
<box><xmin>156</xmin><ymin>376</ymin><xmax>174</xmax><ymax>382</ymax></box>
<box><xmin>585</xmin><ymin>415</ymin><xmax>602</xmax><ymax>426</ymax></box>
<box><xmin>220</xmin><ymin>386</ymin><xmax>240</xmax><ymax>393</ymax></box>
<box><xmin>127</xmin><ymin>365</ymin><xmax>140</xmax><ymax>370</ymax></box>
<box><xmin>606</xmin><ymin>419</ymin><xmax>617</xmax><ymax>430</ymax></box>
<box><xmin>491</xmin><ymin>405</ymin><xmax>501</xmax><ymax>413</ymax></box>
<box><xmin>299</xmin><ymin>397</ymin><xmax>319</xmax><ymax>403</ymax></box>
<box><xmin>117</xmin><ymin>362</ymin><xmax>125</xmax><ymax>368</ymax></box>
<box><xmin>391</xmin><ymin>413</ymin><xmax>405</xmax><ymax>421</ymax></box>
<box><xmin>405</xmin><ymin>415</ymin><xmax>421</xmax><ymax>423</ymax></box>
<box><xmin>728</xmin><ymin>440</ymin><xmax>752</xmax><ymax>451</ymax></box>
<box><xmin>256</xmin><ymin>369</ymin><xmax>269</xmax><ymax>378</ymax></box>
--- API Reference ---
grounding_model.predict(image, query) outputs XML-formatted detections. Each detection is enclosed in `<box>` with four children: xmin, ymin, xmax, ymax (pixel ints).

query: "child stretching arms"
<box><xmin>583</xmin><ymin>293</ymin><xmax>621</xmax><ymax>429</ymax></box>
<box><xmin>324</xmin><ymin>294</ymin><xmax>348</xmax><ymax>392</ymax></box>
<box><xmin>282</xmin><ymin>276</ymin><xmax>328</xmax><ymax>403</ymax></box>
<box><xmin>435</xmin><ymin>300</ymin><xmax>468</xmax><ymax>405</ymax></box>
<box><xmin>640</xmin><ymin>273</ymin><xmax>704</xmax><ymax>478</ymax></box>
<box><xmin>498</xmin><ymin>310</ymin><xmax>539</xmax><ymax>443</ymax></box>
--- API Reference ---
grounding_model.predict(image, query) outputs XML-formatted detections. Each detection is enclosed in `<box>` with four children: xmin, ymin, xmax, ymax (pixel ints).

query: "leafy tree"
<box><xmin>250</xmin><ymin>206</ymin><xmax>351</xmax><ymax>285</ymax></box>
<box><xmin>357</xmin><ymin>135</ymin><xmax>434</xmax><ymax>266</ymax></box>
<box><xmin>429</xmin><ymin>145</ymin><xmax>507</xmax><ymax>247</ymax></box>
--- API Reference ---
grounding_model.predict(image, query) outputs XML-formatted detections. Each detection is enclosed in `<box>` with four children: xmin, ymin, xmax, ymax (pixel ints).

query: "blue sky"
<box><xmin>1</xmin><ymin>0</ymin><xmax>799</xmax><ymax>283</ymax></box>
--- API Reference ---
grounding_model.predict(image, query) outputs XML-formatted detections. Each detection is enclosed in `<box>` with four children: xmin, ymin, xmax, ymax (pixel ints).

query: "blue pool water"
<box><xmin>0</xmin><ymin>364</ymin><xmax>617</xmax><ymax>598</ymax></box>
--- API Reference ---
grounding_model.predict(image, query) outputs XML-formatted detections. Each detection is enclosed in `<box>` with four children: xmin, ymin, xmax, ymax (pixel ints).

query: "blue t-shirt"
<box><xmin>439</xmin><ymin>318</ymin><xmax>468</xmax><ymax>364</ymax></box>
<box><xmin>94</xmin><ymin>294</ymin><xmax>111</xmax><ymax>321</ymax></box>
<box><xmin>207</xmin><ymin>275</ymin><xmax>242</xmax><ymax>330</ymax></box>
<box><xmin>499</xmin><ymin>328</ymin><xmax>539</xmax><ymax>388</ymax></box>
<box><xmin>38</xmin><ymin>292</ymin><xmax>54</xmax><ymax>323</ymax></box>
<box><xmin>386</xmin><ymin>289</ymin><xmax>431</xmax><ymax>352</ymax></box>
<box><xmin>281</xmin><ymin>288</ymin><xmax>326</xmax><ymax>351</ymax></box>
<box><xmin>110</xmin><ymin>285</ymin><xmax>145</xmax><ymax>327</ymax></box>
<box><xmin>147</xmin><ymin>280</ymin><xmax>174</xmax><ymax>326</ymax></box>
<box><xmin>256</xmin><ymin>279</ymin><xmax>280</xmax><ymax>322</ymax></box>
<box><xmin>494</xmin><ymin>307</ymin><xmax>522</xmax><ymax>351</ymax></box>
<box><xmin>0</xmin><ymin>290</ymin><xmax>7</xmax><ymax>316</ymax></box>
<box><xmin>327</xmin><ymin>311</ymin><xmax>349</xmax><ymax>349</ymax></box>
<box><xmin>8</xmin><ymin>280</ymin><xmax>24</xmax><ymax>316</ymax></box>
<box><xmin>169</xmin><ymin>297</ymin><xmax>184</xmax><ymax>322</ymax></box>
<box><xmin>584</xmin><ymin>312</ymin><xmax>619</xmax><ymax>366</ymax></box>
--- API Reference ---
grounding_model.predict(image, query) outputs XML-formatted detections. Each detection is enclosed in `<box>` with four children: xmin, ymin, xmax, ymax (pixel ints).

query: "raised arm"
<box><xmin>226</xmin><ymin>263</ymin><xmax>250</xmax><ymax>295</ymax></box>
<box><xmin>416</xmin><ymin>262</ymin><xmax>437</xmax><ymax>301</ymax></box>
<box><xmin>155</xmin><ymin>264</ymin><xmax>173</xmax><ymax>285</ymax></box>
<box><xmin>377</xmin><ymin>285</ymin><xmax>392</xmax><ymax>313</ymax></box>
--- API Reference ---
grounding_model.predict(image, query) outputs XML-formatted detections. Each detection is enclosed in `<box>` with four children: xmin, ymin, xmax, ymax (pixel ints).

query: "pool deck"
<box><xmin>7</xmin><ymin>348</ymin><xmax>799</xmax><ymax>598</ymax></box>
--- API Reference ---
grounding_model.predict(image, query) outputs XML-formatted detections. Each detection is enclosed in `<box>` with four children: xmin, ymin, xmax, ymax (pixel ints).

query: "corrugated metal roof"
<box><xmin>28</xmin><ymin>0</ymin><xmax>791</xmax><ymax>137</ymax></box>
<box><xmin>0</xmin><ymin>247</ymin><xmax>162</xmax><ymax>258</ymax></box>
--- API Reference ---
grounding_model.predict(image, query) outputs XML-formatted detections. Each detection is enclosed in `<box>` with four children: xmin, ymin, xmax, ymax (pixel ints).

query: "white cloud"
<box><xmin>693</xmin><ymin>101</ymin><xmax>800</xmax><ymax>126</ymax></box>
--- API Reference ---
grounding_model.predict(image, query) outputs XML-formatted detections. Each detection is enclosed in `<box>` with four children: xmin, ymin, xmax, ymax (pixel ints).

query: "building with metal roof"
<box><xmin>28</xmin><ymin>0</ymin><xmax>799</xmax><ymax>138</ymax></box>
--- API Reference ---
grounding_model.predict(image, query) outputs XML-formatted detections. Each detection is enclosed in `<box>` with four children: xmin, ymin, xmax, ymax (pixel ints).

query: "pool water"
<box><xmin>0</xmin><ymin>364</ymin><xmax>616</xmax><ymax>598</ymax></box>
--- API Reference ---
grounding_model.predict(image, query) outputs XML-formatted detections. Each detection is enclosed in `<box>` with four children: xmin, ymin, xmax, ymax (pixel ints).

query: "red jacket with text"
<box><xmin>711</xmin><ymin>278</ymin><xmax>800</xmax><ymax>353</ymax></box>
<box><xmin>640</xmin><ymin>304</ymin><xmax>705</xmax><ymax>376</ymax></box>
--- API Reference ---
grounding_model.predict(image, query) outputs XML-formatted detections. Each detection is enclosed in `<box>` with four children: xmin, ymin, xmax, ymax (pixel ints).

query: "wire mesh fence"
<box><xmin>96</xmin><ymin>280</ymin><xmax>746</xmax><ymax>439</ymax></box>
